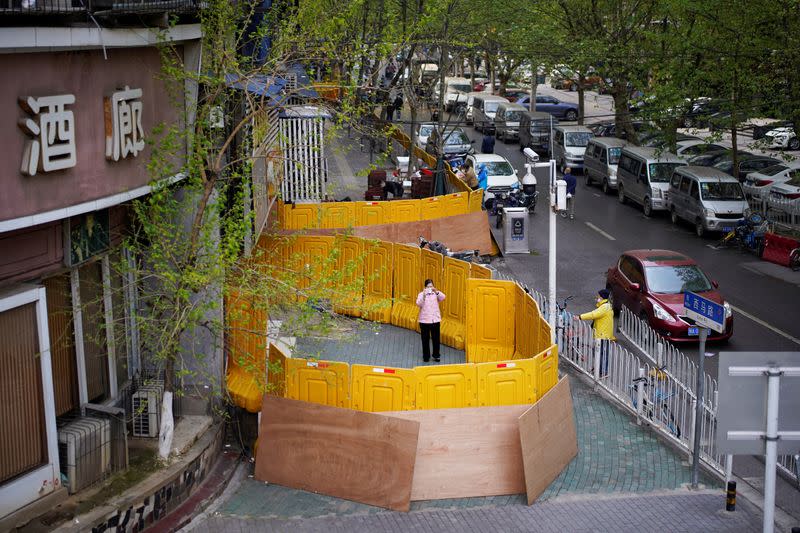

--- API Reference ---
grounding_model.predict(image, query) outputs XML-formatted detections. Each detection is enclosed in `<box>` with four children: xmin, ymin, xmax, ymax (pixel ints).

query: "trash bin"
<box><xmin>501</xmin><ymin>207</ymin><xmax>529</xmax><ymax>254</ymax></box>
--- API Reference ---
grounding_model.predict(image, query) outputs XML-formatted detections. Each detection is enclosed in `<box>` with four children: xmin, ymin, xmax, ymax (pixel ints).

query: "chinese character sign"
<box><xmin>18</xmin><ymin>94</ymin><xmax>77</xmax><ymax>176</ymax></box>
<box><xmin>104</xmin><ymin>86</ymin><xmax>144</xmax><ymax>161</ymax></box>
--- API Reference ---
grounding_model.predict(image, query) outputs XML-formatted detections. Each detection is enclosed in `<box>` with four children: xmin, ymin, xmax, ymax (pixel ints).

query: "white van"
<box><xmin>493</xmin><ymin>102</ymin><xmax>528</xmax><ymax>143</ymax></box>
<box><xmin>667</xmin><ymin>166</ymin><xmax>750</xmax><ymax>237</ymax></box>
<box><xmin>465</xmin><ymin>91</ymin><xmax>489</xmax><ymax>124</ymax></box>
<box><xmin>584</xmin><ymin>137</ymin><xmax>627</xmax><ymax>194</ymax></box>
<box><xmin>473</xmin><ymin>95</ymin><xmax>509</xmax><ymax>133</ymax></box>
<box><xmin>434</xmin><ymin>77</ymin><xmax>473</xmax><ymax>112</ymax></box>
<box><xmin>552</xmin><ymin>125</ymin><xmax>594</xmax><ymax>173</ymax></box>
<box><xmin>616</xmin><ymin>146</ymin><xmax>687</xmax><ymax>216</ymax></box>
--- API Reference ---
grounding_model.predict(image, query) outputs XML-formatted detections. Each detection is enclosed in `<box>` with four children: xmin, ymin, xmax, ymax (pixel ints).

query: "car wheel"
<box><xmin>789</xmin><ymin>137</ymin><xmax>800</xmax><ymax>151</ymax></box>
<box><xmin>602</xmin><ymin>179</ymin><xmax>610</xmax><ymax>195</ymax></box>
<box><xmin>670</xmin><ymin>208</ymin><xmax>679</xmax><ymax>225</ymax></box>
<box><xmin>695</xmin><ymin>219</ymin><xmax>706</xmax><ymax>238</ymax></box>
<box><xmin>565</xmin><ymin>109</ymin><xmax>578</xmax><ymax>121</ymax></box>
<box><xmin>643</xmin><ymin>197</ymin><xmax>652</xmax><ymax>217</ymax></box>
<box><xmin>617</xmin><ymin>185</ymin><xmax>626</xmax><ymax>204</ymax></box>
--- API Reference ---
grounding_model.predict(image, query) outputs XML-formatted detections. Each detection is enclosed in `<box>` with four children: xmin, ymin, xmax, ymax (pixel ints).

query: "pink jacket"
<box><xmin>416</xmin><ymin>289</ymin><xmax>445</xmax><ymax>324</ymax></box>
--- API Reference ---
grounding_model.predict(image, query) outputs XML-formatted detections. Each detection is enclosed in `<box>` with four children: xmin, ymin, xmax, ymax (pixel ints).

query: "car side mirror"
<box><xmin>630</xmin><ymin>283</ymin><xmax>640</xmax><ymax>292</ymax></box>
<box><xmin>712</xmin><ymin>280</ymin><xmax>719</xmax><ymax>288</ymax></box>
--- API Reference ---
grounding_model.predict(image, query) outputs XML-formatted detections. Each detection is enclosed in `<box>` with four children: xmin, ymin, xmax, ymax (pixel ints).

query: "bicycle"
<box><xmin>790</xmin><ymin>247</ymin><xmax>800</xmax><ymax>271</ymax></box>
<box><xmin>629</xmin><ymin>366</ymin><xmax>682</xmax><ymax>438</ymax></box>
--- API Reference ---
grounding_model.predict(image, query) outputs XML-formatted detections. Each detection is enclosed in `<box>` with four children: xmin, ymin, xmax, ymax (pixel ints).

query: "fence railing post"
<box><xmin>593</xmin><ymin>339</ymin><xmax>601</xmax><ymax>382</ymax></box>
<box><xmin>636</xmin><ymin>367</ymin><xmax>645</xmax><ymax>425</ymax></box>
<box><xmin>690</xmin><ymin>397</ymin><xmax>698</xmax><ymax>461</ymax></box>
<box><xmin>656</xmin><ymin>342</ymin><xmax>664</xmax><ymax>368</ymax></box>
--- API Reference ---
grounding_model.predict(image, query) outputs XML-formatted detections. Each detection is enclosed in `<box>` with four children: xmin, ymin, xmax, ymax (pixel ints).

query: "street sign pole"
<box><xmin>762</xmin><ymin>367</ymin><xmax>781</xmax><ymax>533</ymax></box>
<box><xmin>691</xmin><ymin>326</ymin><xmax>707</xmax><ymax>488</ymax></box>
<box><xmin>547</xmin><ymin>158</ymin><xmax>557</xmax><ymax>344</ymax></box>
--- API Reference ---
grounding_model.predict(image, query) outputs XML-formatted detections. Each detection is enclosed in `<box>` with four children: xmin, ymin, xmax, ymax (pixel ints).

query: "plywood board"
<box><xmin>256</xmin><ymin>395</ymin><xmax>420</xmax><ymax>511</ymax></box>
<box><xmin>518</xmin><ymin>376</ymin><xmax>578</xmax><ymax>505</ymax></box>
<box><xmin>385</xmin><ymin>404</ymin><xmax>529</xmax><ymax>500</ymax></box>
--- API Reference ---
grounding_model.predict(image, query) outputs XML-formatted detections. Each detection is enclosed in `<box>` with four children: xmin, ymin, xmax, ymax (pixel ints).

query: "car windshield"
<box><xmin>445</xmin><ymin>131</ymin><xmax>470</xmax><ymax>145</ymax></box>
<box><xmin>700</xmin><ymin>181</ymin><xmax>744</xmax><ymax>200</ymax></box>
<box><xmin>608</xmin><ymin>147</ymin><xmax>621</xmax><ymax>164</ymax></box>
<box><xmin>565</xmin><ymin>132</ymin><xmax>592</xmax><ymax>147</ymax></box>
<box><xmin>645</xmin><ymin>265</ymin><xmax>713</xmax><ymax>294</ymax></box>
<box><xmin>505</xmin><ymin>111</ymin><xmax>523</xmax><ymax>121</ymax></box>
<box><xmin>483</xmin><ymin>161</ymin><xmax>514</xmax><ymax>176</ymax></box>
<box><xmin>419</xmin><ymin>125</ymin><xmax>434</xmax><ymax>137</ymax></box>
<box><xmin>485</xmin><ymin>101</ymin><xmax>502</xmax><ymax>113</ymax></box>
<box><xmin>449</xmin><ymin>84</ymin><xmax>472</xmax><ymax>93</ymax></box>
<box><xmin>649</xmin><ymin>163</ymin><xmax>684</xmax><ymax>183</ymax></box>
<box><xmin>758</xmin><ymin>164</ymin><xmax>789</xmax><ymax>176</ymax></box>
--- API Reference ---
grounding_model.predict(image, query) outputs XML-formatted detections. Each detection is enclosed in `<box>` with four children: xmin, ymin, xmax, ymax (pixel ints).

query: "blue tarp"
<box><xmin>224</xmin><ymin>73</ymin><xmax>286</xmax><ymax>97</ymax></box>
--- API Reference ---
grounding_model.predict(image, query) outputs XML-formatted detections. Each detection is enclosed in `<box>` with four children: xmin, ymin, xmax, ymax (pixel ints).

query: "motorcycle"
<box><xmin>488</xmin><ymin>183</ymin><xmax>538</xmax><ymax>229</ymax></box>
<box><xmin>714</xmin><ymin>212</ymin><xmax>773</xmax><ymax>256</ymax></box>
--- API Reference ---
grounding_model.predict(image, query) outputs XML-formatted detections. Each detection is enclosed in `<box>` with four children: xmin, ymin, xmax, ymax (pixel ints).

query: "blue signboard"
<box><xmin>687</xmin><ymin>326</ymin><xmax>699</xmax><ymax>336</ymax></box>
<box><xmin>683</xmin><ymin>292</ymin><xmax>725</xmax><ymax>333</ymax></box>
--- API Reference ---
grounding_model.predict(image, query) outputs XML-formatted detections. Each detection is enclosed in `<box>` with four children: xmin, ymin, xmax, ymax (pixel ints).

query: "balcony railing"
<box><xmin>0</xmin><ymin>0</ymin><xmax>198</xmax><ymax>16</ymax></box>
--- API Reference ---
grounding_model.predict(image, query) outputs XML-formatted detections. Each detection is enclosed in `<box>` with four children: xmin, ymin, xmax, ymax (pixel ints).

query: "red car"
<box><xmin>606</xmin><ymin>250</ymin><xmax>733</xmax><ymax>342</ymax></box>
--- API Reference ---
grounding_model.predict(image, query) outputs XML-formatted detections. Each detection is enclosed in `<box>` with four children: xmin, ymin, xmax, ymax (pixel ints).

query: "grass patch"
<box><xmin>75</xmin><ymin>448</ymin><xmax>163</xmax><ymax>515</ymax></box>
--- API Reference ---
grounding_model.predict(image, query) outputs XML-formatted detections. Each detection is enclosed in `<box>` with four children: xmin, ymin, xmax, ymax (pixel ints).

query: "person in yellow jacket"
<box><xmin>574</xmin><ymin>289</ymin><xmax>615</xmax><ymax>377</ymax></box>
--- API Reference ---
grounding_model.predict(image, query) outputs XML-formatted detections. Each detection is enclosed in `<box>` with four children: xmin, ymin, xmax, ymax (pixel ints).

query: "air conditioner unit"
<box><xmin>132</xmin><ymin>383</ymin><xmax>163</xmax><ymax>438</ymax></box>
<box><xmin>58</xmin><ymin>417</ymin><xmax>111</xmax><ymax>494</ymax></box>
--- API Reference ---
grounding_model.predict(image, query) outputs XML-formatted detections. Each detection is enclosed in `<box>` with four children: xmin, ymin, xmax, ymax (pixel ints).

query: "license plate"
<box><xmin>722</xmin><ymin>226</ymin><xmax>733</xmax><ymax>232</ymax></box>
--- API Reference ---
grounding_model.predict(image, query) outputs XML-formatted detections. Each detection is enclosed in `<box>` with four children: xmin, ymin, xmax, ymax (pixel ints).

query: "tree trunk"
<box><xmin>612</xmin><ymin>84</ymin><xmax>636</xmax><ymax>141</ymax></box>
<box><xmin>529</xmin><ymin>75</ymin><xmax>537</xmax><ymax>113</ymax></box>
<box><xmin>577</xmin><ymin>74</ymin><xmax>586</xmax><ymax>125</ymax></box>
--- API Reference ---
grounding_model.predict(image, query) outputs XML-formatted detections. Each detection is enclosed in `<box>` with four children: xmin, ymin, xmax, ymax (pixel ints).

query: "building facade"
<box><xmin>0</xmin><ymin>20</ymin><xmax>201</xmax><ymax>522</ymax></box>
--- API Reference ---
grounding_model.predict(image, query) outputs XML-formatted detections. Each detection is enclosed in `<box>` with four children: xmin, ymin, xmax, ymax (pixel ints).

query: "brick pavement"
<box><xmin>191</xmin><ymin>491</ymin><xmax>761</xmax><ymax>532</ymax></box>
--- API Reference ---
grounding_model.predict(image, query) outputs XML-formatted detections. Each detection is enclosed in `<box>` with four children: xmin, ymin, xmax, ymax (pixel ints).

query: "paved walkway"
<box><xmin>190</xmin><ymin>490</ymin><xmax>760</xmax><ymax>532</ymax></box>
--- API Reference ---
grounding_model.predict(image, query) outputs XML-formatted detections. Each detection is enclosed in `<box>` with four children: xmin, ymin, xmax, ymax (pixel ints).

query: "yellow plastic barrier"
<box><xmin>441</xmin><ymin>192</ymin><xmax>469</xmax><ymax>217</ymax></box>
<box><xmin>465</xmin><ymin>279</ymin><xmax>516</xmax><ymax>363</ymax></box>
<box><xmin>285</xmin><ymin>203</ymin><xmax>320</xmax><ymax>230</ymax></box>
<box><xmin>333</xmin><ymin>236</ymin><xmax>365</xmax><ymax>317</ymax></box>
<box><xmin>225</xmin><ymin>289</ymin><xmax>268</xmax><ymax>413</ymax></box>
<box><xmin>296</xmin><ymin>236</ymin><xmax>334</xmax><ymax>294</ymax></box>
<box><xmin>351</xmin><ymin>364</ymin><xmax>416</xmax><ymax>412</ymax></box>
<box><xmin>439</xmin><ymin>257</ymin><xmax>470</xmax><ymax>350</ymax></box>
<box><xmin>513</xmin><ymin>285</ymin><xmax>539</xmax><ymax>360</ymax></box>
<box><xmin>356</xmin><ymin>201</ymin><xmax>387</xmax><ymax>226</ymax></box>
<box><xmin>268</xmin><ymin>342</ymin><xmax>290</xmax><ymax>398</ymax></box>
<box><xmin>419</xmin><ymin>196</ymin><xmax>447</xmax><ymax>220</ymax></box>
<box><xmin>534</xmin><ymin>345</ymin><xmax>559</xmax><ymax>397</ymax></box>
<box><xmin>415</xmin><ymin>363</ymin><xmax>477</xmax><ymax>409</ymax></box>
<box><xmin>469</xmin><ymin>189</ymin><xmax>484</xmax><ymax>213</ymax></box>
<box><xmin>321</xmin><ymin>202</ymin><xmax>356</xmax><ymax>229</ymax></box>
<box><xmin>469</xmin><ymin>263</ymin><xmax>492</xmax><ymax>280</ymax></box>
<box><xmin>388</xmin><ymin>199</ymin><xmax>421</xmax><ymax>224</ymax></box>
<box><xmin>390</xmin><ymin>244</ymin><xmax>422</xmax><ymax>332</ymax></box>
<box><xmin>420</xmin><ymin>248</ymin><xmax>443</xmax><ymax>287</ymax></box>
<box><xmin>286</xmin><ymin>358</ymin><xmax>350</xmax><ymax>408</ymax></box>
<box><xmin>476</xmin><ymin>359</ymin><xmax>537</xmax><ymax>406</ymax></box>
<box><xmin>363</xmin><ymin>240</ymin><xmax>393</xmax><ymax>323</ymax></box>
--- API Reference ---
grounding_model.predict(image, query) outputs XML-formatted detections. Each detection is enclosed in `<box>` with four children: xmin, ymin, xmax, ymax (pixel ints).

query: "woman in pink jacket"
<box><xmin>416</xmin><ymin>279</ymin><xmax>445</xmax><ymax>362</ymax></box>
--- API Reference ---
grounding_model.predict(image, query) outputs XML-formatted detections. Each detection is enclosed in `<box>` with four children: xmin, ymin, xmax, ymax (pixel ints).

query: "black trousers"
<box><xmin>419</xmin><ymin>322</ymin><xmax>441</xmax><ymax>360</ymax></box>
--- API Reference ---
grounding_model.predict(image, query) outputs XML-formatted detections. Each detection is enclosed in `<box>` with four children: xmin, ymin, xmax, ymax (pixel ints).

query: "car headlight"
<box><xmin>610</xmin><ymin>168</ymin><xmax>617</xmax><ymax>178</ymax></box>
<box><xmin>652</xmin><ymin>302</ymin><xmax>676</xmax><ymax>322</ymax></box>
<box><xmin>724</xmin><ymin>301</ymin><xmax>732</xmax><ymax>318</ymax></box>
<box><xmin>705</xmin><ymin>208</ymin><xmax>716</xmax><ymax>218</ymax></box>
<box><xmin>743</xmin><ymin>207</ymin><xmax>752</xmax><ymax>217</ymax></box>
<box><xmin>651</xmin><ymin>188</ymin><xmax>662</xmax><ymax>199</ymax></box>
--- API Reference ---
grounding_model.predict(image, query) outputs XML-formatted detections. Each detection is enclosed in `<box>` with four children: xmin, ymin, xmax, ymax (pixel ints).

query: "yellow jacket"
<box><xmin>579</xmin><ymin>299</ymin><xmax>615</xmax><ymax>340</ymax></box>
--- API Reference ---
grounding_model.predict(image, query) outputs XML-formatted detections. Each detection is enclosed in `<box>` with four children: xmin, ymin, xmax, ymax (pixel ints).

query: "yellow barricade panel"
<box><xmin>440</xmin><ymin>257</ymin><xmax>470</xmax><ymax>350</ymax></box>
<box><xmin>333</xmin><ymin>236</ymin><xmax>365</xmax><ymax>317</ymax></box>
<box><xmin>535</xmin><ymin>345</ymin><xmax>559</xmax><ymax>397</ymax></box>
<box><xmin>267</xmin><ymin>342</ymin><xmax>290</xmax><ymax>398</ymax></box>
<box><xmin>320</xmin><ymin>202</ymin><xmax>356</xmax><ymax>229</ymax></box>
<box><xmin>356</xmin><ymin>201</ymin><xmax>387</xmax><ymax>226</ymax></box>
<box><xmin>419</xmin><ymin>196</ymin><xmax>446</xmax><ymax>220</ymax></box>
<box><xmin>285</xmin><ymin>358</ymin><xmax>349</xmax><ymax>408</ymax></box>
<box><xmin>469</xmin><ymin>263</ymin><xmax>492</xmax><ymax>280</ymax></box>
<box><xmin>466</xmin><ymin>279</ymin><xmax>516</xmax><ymax>363</ymax></box>
<box><xmin>476</xmin><ymin>359</ymin><xmax>537</xmax><ymax>406</ymax></box>
<box><xmin>295</xmin><ymin>236</ymin><xmax>334</xmax><ymax>293</ymax></box>
<box><xmin>441</xmin><ymin>192</ymin><xmax>469</xmax><ymax>217</ymax></box>
<box><xmin>420</xmin><ymin>248</ymin><xmax>443</xmax><ymax>288</ymax></box>
<box><xmin>513</xmin><ymin>285</ymin><xmax>542</xmax><ymax>360</ymax></box>
<box><xmin>351</xmin><ymin>365</ymin><xmax>416</xmax><ymax>412</ymax></box>
<box><xmin>388</xmin><ymin>200</ymin><xmax>421</xmax><ymax>224</ymax></box>
<box><xmin>469</xmin><ymin>188</ymin><xmax>484</xmax><ymax>213</ymax></box>
<box><xmin>539</xmin><ymin>317</ymin><xmax>553</xmax><ymax>354</ymax></box>
<box><xmin>363</xmin><ymin>240</ymin><xmax>393</xmax><ymax>323</ymax></box>
<box><xmin>286</xmin><ymin>203</ymin><xmax>320</xmax><ymax>230</ymax></box>
<box><xmin>415</xmin><ymin>364</ymin><xmax>477</xmax><ymax>409</ymax></box>
<box><xmin>390</xmin><ymin>244</ymin><xmax>422</xmax><ymax>332</ymax></box>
